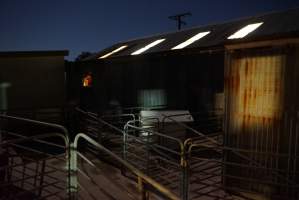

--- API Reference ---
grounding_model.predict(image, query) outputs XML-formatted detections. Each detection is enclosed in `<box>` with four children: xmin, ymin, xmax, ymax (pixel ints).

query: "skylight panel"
<box><xmin>131</xmin><ymin>39</ymin><xmax>166</xmax><ymax>55</ymax></box>
<box><xmin>98</xmin><ymin>45</ymin><xmax>128</xmax><ymax>59</ymax></box>
<box><xmin>228</xmin><ymin>22</ymin><xmax>263</xmax><ymax>39</ymax></box>
<box><xmin>172</xmin><ymin>31</ymin><xmax>210</xmax><ymax>50</ymax></box>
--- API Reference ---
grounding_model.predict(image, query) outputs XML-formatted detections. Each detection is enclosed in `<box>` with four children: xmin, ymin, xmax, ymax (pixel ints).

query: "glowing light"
<box><xmin>172</xmin><ymin>31</ymin><xmax>210</xmax><ymax>50</ymax></box>
<box><xmin>131</xmin><ymin>39</ymin><xmax>166</xmax><ymax>55</ymax></box>
<box><xmin>98</xmin><ymin>45</ymin><xmax>127</xmax><ymax>59</ymax></box>
<box><xmin>82</xmin><ymin>73</ymin><xmax>92</xmax><ymax>87</ymax></box>
<box><xmin>228</xmin><ymin>22</ymin><xmax>263</xmax><ymax>39</ymax></box>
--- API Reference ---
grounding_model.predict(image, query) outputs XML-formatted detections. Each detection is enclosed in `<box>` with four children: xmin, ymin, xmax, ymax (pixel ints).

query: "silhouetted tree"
<box><xmin>75</xmin><ymin>52</ymin><xmax>93</xmax><ymax>61</ymax></box>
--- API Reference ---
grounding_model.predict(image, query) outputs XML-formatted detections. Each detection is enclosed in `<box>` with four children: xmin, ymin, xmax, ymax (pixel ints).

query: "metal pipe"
<box><xmin>73</xmin><ymin>133</ymin><xmax>180</xmax><ymax>200</ymax></box>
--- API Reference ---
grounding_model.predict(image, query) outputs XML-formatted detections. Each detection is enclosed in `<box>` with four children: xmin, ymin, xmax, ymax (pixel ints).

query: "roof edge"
<box><xmin>114</xmin><ymin>7</ymin><xmax>299</xmax><ymax>44</ymax></box>
<box><xmin>0</xmin><ymin>50</ymin><xmax>69</xmax><ymax>57</ymax></box>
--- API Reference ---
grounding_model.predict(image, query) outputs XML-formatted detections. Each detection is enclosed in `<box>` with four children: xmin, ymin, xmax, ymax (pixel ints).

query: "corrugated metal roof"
<box><xmin>85</xmin><ymin>8</ymin><xmax>299</xmax><ymax>60</ymax></box>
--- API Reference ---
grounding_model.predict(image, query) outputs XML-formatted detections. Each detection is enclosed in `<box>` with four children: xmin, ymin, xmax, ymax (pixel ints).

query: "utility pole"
<box><xmin>168</xmin><ymin>12</ymin><xmax>192</xmax><ymax>30</ymax></box>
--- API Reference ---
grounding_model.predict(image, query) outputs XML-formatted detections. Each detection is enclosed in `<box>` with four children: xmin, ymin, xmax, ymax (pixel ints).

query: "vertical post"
<box><xmin>69</xmin><ymin>143</ymin><xmax>78</xmax><ymax>199</ymax></box>
<box><xmin>123</xmin><ymin>125</ymin><xmax>128</xmax><ymax>161</ymax></box>
<box><xmin>180</xmin><ymin>150</ymin><xmax>189</xmax><ymax>200</ymax></box>
<box><xmin>97</xmin><ymin>117</ymin><xmax>102</xmax><ymax>144</ymax></box>
<box><xmin>38</xmin><ymin>160</ymin><xmax>46</xmax><ymax>197</ymax></box>
<box><xmin>0</xmin><ymin>83</ymin><xmax>11</xmax><ymax>154</ymax></box>
<box><xmin>146</xmin><ymin>130</ymin><xmax>150</xmax><ymax>175</ymax></box>
<box><xmin>138</xmin><ymin>176</ymin><xmax>149</xmax><ymax>200</ymax></box>
<box><xmin>0</xmin><ymin>82</ymin><xmax>11</xmax><ymax>111</ymax></box>
<box><xmin>122</xmin><ymin>125</ymin><xmax>128</xmax><ymax>176</ymax></box>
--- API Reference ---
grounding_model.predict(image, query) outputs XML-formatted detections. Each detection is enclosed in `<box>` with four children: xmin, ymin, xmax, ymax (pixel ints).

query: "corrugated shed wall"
<box><xmin>225</xmin><ymin>50</ymin><xmax>286</xmax><ymax>149</ymax></box>
<box><xmin>224</xmin><ymin>46</ymin><xmax>299</xmax><ymax>199</ymax></box>
<box><xmin>71</xmin><ymin>52</ymin><xmax>224</xmax><ymax>113</ymax></box>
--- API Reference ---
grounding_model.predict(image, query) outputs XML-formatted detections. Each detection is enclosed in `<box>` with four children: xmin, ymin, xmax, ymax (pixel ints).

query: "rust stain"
<box><xmin>243</xmin><ymin>88</ymin><xmax>248</xmax><ymax>112</ymax></box>
<box><xmin>274</xmin><ymin>77</ymin><xmax>279</xmax><ymax>94</ymax></box>
<box><xmin>236</xmin><ymin>72</ymin><xmax>240</xmax><ymax>92</ymax></box>
<box><xmin>229</xmin><ymin>54</ymin><xmax>285</xmax><ymax>133</ymax></box>
<box><xmin>262</xmin><ymin>116</ymin><xmax>266</xmax><ymax>126</ymax></box>
<box><xmin>253</xmin><ymin>89</ymin><xmax>257</xmax><ymax>99</ymax></box>
<box><xmin>247</xmin><ymin>114</ymin><xmax>251</xmax><ymax>123</ymax></box>
<box><xmin>267</xmin><ymin>117</ymin><xmax>271</xmax><ymax>124</ymax></box>
<box><xmin>230</xmin><ymin>76</ymin><xmax>234</xmax><ymax>90</ymax></box>
<box><xmin>245</xmin><ymin>60</ymin><xmax>249</xmax><ymax>77</ymax></box>
<box><xmin>248</xmin><ymin>87</ymin><xmax>252</xmax><ymax>100</ymax></box>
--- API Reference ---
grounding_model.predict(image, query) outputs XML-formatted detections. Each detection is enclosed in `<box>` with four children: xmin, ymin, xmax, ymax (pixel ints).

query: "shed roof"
<box><xmin>85</xmin><ymin>8</ymin><xmax>299</xmax><ymax>60</ymax></box>
<box><xmin>0</xmin><ymin>50</ymin><xmax>69</xmax><ymax>58</ymax></box>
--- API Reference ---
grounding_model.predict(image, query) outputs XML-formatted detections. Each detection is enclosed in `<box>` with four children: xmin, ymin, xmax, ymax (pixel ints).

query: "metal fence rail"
<box><xmin>76</xmin><ymin>108</ymin><xmax>237</xmax><ymax>200</ymax></box>
<box><xmin>72</xmin><ymin>107</ymin><xmax>299</xmax><ymax>199</ymax></box>
<box><xmin>71</xmin><ymin>133</ymin><xmax>180</xmax><ymax>200</ymax></box>
<box><xmin>0</xmin><ymin>113</ymin><xmax>180</xmax><ymax>200</ymax></box>
<box><xmin>223</xmin><ymin>111</ymin><xmax>299</xmax><ymax>200</ymax></box>
<box><xmin>161</xmin><ymin>110</ymin><xmax>223</xmax><ymax>137</ymax></box>
<box><xmin>76</xmin><ymin>108</ymin><xmax>129</xmax><ymax>161</ymax></box>
<box><xmin>124</xmin><ymin>120</ymin><xmax>185</xmax><ymax>198</ymax></box>
<box><xmin>123</xmin><ymin>116</ymin><xmax>238</xmax><ymax>200</ymax></box>
<box><xmin>0</xmin><ymin>114</ymin><xmax>69</xmax><ymax>199</ymax></box>
<box><xmin>0</xmin><ymin>107</ymin><xmax>66</xmax><ymax>124</ymax></box>
<box><xmin>163</xmin><ymin>112</ymin><xmax>299</xmax><ymax>200</ymax></box>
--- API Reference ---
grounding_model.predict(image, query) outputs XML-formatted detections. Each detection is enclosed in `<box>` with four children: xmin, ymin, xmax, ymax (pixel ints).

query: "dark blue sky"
<box><xmin>1</xmin><ymin>0</ymin><xmax>299</xmax><ymax>60</ymax></box>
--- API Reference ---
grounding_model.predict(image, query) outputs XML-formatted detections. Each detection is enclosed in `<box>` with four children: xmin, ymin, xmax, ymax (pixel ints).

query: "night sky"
<box><xmin>1</xmin><ymin>0</ymin><xmax>299</xmax><ymax>60</ymax></box>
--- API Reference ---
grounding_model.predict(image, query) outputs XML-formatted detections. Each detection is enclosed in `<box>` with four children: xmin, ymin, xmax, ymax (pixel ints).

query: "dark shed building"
<box><xmin>0</xmin><ymin>50</ymin><xmax>68</xmax><ymax>112</ymax></box>
<box><xmin>72</xmin><ymin>8</ymin><xmax>299</xmax><ymax>199</ymax></box>
<box><xmin>71</xmin><ymin>52</ymin><xmax>224</xmax><ymax>113</ymax></box>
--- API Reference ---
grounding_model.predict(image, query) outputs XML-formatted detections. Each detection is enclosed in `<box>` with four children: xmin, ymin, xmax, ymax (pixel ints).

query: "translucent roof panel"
<box><xmin>228</xmin><ymin>22</ymin><xmax>263</xmax><ymax>39</ymax></box>
<box><xmin>131</xmin><ymin>39</ymin><xmax>166</xmax><ymax>55</ymax></box>
<box><xmin>98</xmin><ymin>45</ymin><xmax>128</xmax><ymax>59</ymax></box>
<box><xmin>172</xmin><ymin>31</ymin><xmax>210</xmax><ymax>50</ymax></box>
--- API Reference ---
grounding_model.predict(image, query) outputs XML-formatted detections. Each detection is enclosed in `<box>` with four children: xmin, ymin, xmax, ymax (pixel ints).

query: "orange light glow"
<box><xmin>82</xmin><ymin>74</ymin><xmax>92</xmax><ymax>87</ymax></box>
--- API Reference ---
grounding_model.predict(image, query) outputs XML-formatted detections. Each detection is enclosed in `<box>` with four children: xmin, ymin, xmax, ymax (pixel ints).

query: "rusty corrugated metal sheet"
<box><xmin>224</xmin><ymin>46</ymin><xmax>299</xmax><ymax>200</ymax></box>
<box><xmin>224</xmin><ymin>48</ymin><xmax>296</xmax><ymax>198</ymax></box>
<box><xmin>227</xmin><ymin>52</ymin><xmax>286</xmax><ymax>139</ymax></box>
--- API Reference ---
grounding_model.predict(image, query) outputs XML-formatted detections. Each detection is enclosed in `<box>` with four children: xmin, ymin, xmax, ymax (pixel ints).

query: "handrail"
<box><xmin>0</xmin><ymin>114</ymin><xmax>69</xmax><ymax>139</ymax></box>
<box><xmin>0</xmin><ymin>114</ymin><xmax>71</xmax><ymax>199</ymax></box>
<box><xmin>73</xmin><ymin>133</ymin><xmax>180</xmax><ymax>200</ymax></box>
<box><xmin>76</xmin><ymin>108</ymin><xmax>126</xmax><ymax>135</ymax></box>
<box><xmin>161</xmin><ymin>114</ymin><xmax>219</xmax><ymax>146</ymax></box>
<box><xmin>162</xmin><ymin>114</ymin><xmax>297</xmax><ymax>186</ymax></box>
<box><xmin>1</xmin><ymin>132</ymin><xmax>68</xmax><ymax>149</ymax></box>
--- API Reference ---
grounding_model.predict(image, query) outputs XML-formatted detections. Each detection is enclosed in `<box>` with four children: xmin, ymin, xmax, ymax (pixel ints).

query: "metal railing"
<box><xmin>72</xmin><ymin>107</ymin><xmax>299</xmax><ymax>199</ymax></box>
<box><xmin>0</xmin><ymin>114</ymin><xmax>70</xmax><ymax>199</ymax></box>
<box><xmin>0</xmin><ymin>107</ymin><xmax>66</xmax><ymax>124</ymax></box>
<box><xmin>76</xmin><ymin>108</ymin><xmax>235</xmax><ymax>200</ymax></box>
<box><xmin>162</xmin><ymin>112</ymin><xmax>299</xmax><ymax>200</ymax></box>
<box><xmin>76</xmin><ymin>108</ymin><xmax>128</xmax><ymax>160</ymax></box>
<box><xmin>1</xmin><ymin>113</ymin><xmax>180</xmax><ymax>200</ymax></box>
<box><xmin>70</xmin><ymin>133</ymin><xmax>180</xmax><ymax>200</ymax></box>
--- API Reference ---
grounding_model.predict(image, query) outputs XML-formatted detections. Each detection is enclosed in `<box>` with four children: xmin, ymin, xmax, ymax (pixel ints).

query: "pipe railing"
<box><xmin>0</xmin><ymin>114</ymin><xmax>70</xmax><ymax>199</ymax></box>
<box><xmin>73</xmin><ymin>108</ymin><xmax>299</xmax><ymax>199</ymax></box>
<box><xmin>162</xmin><ymin>113</ymin><xmax>299</xmax><ymax>199</ymax></box>
<box><xmin>71</xmin><ymin>133</ymin><xmax>180</xmax><ymax>200</ymax></box>
<box><xmin>124</xmin><ymin>119</ymin><xmax>188</xmax><ymax>199</ymax></box>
